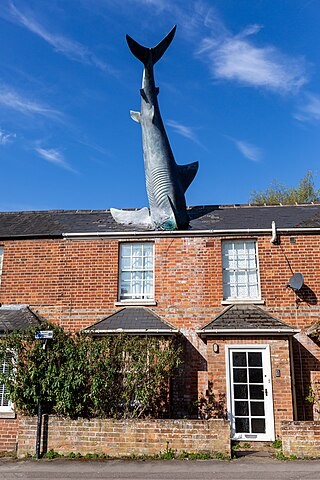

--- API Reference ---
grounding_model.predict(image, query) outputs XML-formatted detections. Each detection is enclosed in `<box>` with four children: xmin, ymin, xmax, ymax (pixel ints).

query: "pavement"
<box><xmin>0</xmin><ymin>456</ymin><xmax>320</xmax><ymax>480</ymax></box>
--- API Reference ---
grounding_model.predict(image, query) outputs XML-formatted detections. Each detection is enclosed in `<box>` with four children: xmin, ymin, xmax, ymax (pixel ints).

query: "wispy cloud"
<box><xmin>232</xmin><ymin>139</ymin><xmax>262</xmax><ymax>162</ymax></box>
<box><xmin>127</xmin><ymin>0</ymin><xmax>307</xmax><ymax>94</ymax></box>
<box><xmin>5</xmin><ymin>2</ymin><xmax>114</xmax><ymax>74</ymax></box>
<box><xmin>0</xmin><ymin>128</ymin><xmax>16</xmax><ymax>145</ymax></box>
<box><xmin>0</xmin><ymin>85</ymin><xmax>62</xmax><ymax>119</ymax></box>
<box><xmin>167</xmin><ymin>119</ymin><xmax>199</xmax><ymax>143</ymax></box>
<box><xmin>196</xmin><ymin>26</ymin><xmax>307</xmax><ymax>94</ymax></box>
<box><xmin>167</xmin><ymin>119</ymin><xmax>207</xmax><ymax>150</ymax></box>
<box><xmin>35</xmin><ymin>147</ymin><xmax>77</xmax><ymax>173</ymax></box>
<box><xmin>294</xmin><ymin>92</ymin><xmax>320</xmax><ymax>122</ymax></box>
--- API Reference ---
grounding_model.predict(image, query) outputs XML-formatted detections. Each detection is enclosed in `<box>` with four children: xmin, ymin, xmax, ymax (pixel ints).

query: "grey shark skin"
<box><xmin>126</xmin><ymin>26</ymin><xmax>198</xmax><ymax>230</ymax></box>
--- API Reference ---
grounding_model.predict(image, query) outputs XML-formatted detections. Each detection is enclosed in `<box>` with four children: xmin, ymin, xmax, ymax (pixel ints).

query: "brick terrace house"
<box><xmin>0</xmin><ymin>203</ymin><xmax>320</xmax><ymax>444</ymax></box>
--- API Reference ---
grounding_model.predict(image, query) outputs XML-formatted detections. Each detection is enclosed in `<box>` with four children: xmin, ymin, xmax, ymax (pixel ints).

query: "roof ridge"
<box><xmin>1</xmin><ymin>203</ymin><xmax>320</xmax><ymax>216</ymax></box>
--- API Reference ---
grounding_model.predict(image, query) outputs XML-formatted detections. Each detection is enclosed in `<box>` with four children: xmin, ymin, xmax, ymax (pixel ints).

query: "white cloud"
<box><xmin>233</xmin><ymin>139</ymin><xmax>262</xmax><ymax>162</ymax></box>
<box><xmin>6</xmin><ymin>2</ymin><xmax>113</xmax><ymax>74</ymax></box>
<box><xmin>167</xmin><ymin>119</ymin><xmax>207</xmax><ymax>150</ymax></box>
<box><xmin>0</xmin><ymin>129</ymin><xmax>16</xmax><ymax>145</ymax></box>
<box><xmin>294</xmin><ymin>93</ymin><xmax>320</xmax><ymax>122</ymax></box>
<box><xmin>167</xmin><ymin>120</ymin><xmax>198</xmax><ymax>143</ymax></box>
<box><xmin>197</xmin><ymin>27</ymin><xmax>307</xmax><ymax>93</ymax></box>
<box><xmin>35</xmin><ymin>147</ymin><xmax>76</xmax><ymax>173</ymax></box>
<box><xmin>127</xmin><ymin>0</ymin><xmax>307</xmax><ymax>94</ymax></box>
<box><xmin>0</xmin><ymin>85</ymin><xmax>62</xmax><ymax>119</ymax></box>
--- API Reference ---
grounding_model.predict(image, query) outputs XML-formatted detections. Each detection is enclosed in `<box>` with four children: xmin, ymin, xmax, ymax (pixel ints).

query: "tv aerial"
<box><xmin>287</xmin><ymin>273</ymin><xmax>304</xmax><ymax>291</ymax></box>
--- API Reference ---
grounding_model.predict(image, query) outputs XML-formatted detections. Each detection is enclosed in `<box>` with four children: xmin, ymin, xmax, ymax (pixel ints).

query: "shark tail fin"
<box><xmin>151</xmin><ymin>25</ymin><xmax>176</xmax><ymax>64</ymax></box>
<box><xmin>126</xmin><ymin>25</ymin><xmax>176</xmax><ymax>66</ymax></box>
<box><xmin>126</xmin><ymin>34</ymin><xmax>149</xmax><ymax>65</ymax></box>
<box><xmin>178</xmin><ymin>161</ymin><xmax>199</xmax><ymax>193</ymax></box>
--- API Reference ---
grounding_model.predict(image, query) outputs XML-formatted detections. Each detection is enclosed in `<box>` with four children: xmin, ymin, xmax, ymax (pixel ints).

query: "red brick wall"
<box><xmin>281</xmin><ymin>421</ymin><xmax>320</xmax><ymax>458</ymax></box>
<box><xmin>0</xmin><ymin>418</ymin><xmax>17</xmax><ymax>452</ymax></box>
<box><xmin>0</xmin><ymin>234</ymin><xmax>319</xmax><ymax>421</ymax></box>
<box><xmin>1</xmin><ymin>235</ymin><xmax>320</xmax><ymax>330</ymax></box>
<box><xmin>205</xmin><ymin>336</ymin><xmax>293</xmax><ymax>438</ymax></box>
<box><xmin>17</xmin><ymin>416</ymin><xmax>231</xmax><ymax>458</ymax></box>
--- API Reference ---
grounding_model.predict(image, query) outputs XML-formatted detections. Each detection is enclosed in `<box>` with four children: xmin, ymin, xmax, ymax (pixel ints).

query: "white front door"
<box><xmin>226</xmin><ymin>345</ymin><xmax>275</xmax><ymax>441</ymax></box>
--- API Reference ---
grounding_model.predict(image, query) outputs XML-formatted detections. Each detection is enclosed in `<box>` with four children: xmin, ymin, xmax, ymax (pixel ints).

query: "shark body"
<box><xmin>126</xmin><ymin>26</ymin><xmax>198</xmax><ymax>230</ymax></box>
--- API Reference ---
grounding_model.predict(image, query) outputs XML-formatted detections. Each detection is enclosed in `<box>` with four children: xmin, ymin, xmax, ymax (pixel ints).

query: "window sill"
<box><xmin>114</xmin><ymin>300</ymin><xmax>157</xmax><ymax>307</ymax></box>
<box><xmin>221</xmin><ymin>299</ymin><xmax>265</xmax><ymax>305</ymax></box>
<box><xmin>0</xmin><ymin>411</ymin><xmax>15</xmax><ymax>419</ymax></box>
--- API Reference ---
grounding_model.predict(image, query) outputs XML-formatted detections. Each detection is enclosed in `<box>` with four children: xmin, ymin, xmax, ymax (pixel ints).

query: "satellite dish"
<box><xmin>287</xmin><ymin>273</ymin><xmax>304</xmax><ymax>291</ymax></box>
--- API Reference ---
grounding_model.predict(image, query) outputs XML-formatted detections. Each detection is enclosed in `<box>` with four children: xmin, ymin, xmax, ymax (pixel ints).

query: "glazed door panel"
<box><xmin>227</xmin><ymin>346</ymin><xmax>275</xmax><ymax>441</ymax></box>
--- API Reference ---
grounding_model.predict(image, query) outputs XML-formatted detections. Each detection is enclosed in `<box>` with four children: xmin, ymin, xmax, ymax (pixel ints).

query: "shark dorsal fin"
<box><xmin>177</xmin><ymin>161</ymin><xmax>199</xmax><ymax>193</ymax></box>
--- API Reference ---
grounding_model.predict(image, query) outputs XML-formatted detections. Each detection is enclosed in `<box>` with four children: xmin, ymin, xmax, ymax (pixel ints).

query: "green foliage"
<box><xmin>159</xmin><ymin>442</ymin><xmax>176</xmax><ymax>459</ymax></box>
<box><xmin>214</xmin><ymin>452</ymin><xmax>230</xmax><ymax>460</ymax></box>
<box><xmin>250</xmin><ymin>171</ymin><xmax>320</xmax><ymax>205</ymax></box>
<box><xmin>272</xmin><ymin>439</ymin><xmax>282</xmax><ymax>449</ymax></box>
<box><xmin>241</xmin><ymin>442</ymin><xmax>251</xmax><ymax>449</ymax></box>
<box><xmin>196</xmin><ymin>383</ymin><xmax>226</xmax><ymax>419</ymax></box>
<box><xmin>306</xmin><ymin>383</ymin><xmax>320</xmax><ymax>418</ymax></box>
<box><xmin>0</xmin><ymin>323</ymin><xmax>182</xmax><ymax>419</ymax></box>
<box><xmin>42</xmin><ymin>449</ymin><xmax>62</xmax><ymax>459</ymax></box>
<box><xmin>275</xmin><ymin>450</ymin><xmax>297</xmax><ymax>461</ymax></box>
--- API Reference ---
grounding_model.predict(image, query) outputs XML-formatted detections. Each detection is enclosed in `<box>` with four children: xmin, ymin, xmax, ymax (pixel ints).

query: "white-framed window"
<box><xmin>0</xmin><ymin>247</ymin><xmax>3</xmax><ymax>286</ymax></box>
<box><xmin>222</xmin><ymin>240</ymin><xmax>260</xmax><ymax>300</ymax></box>
<box><xmin>119</xmin><ymin>242</ymin><xmax>154</xmax><ymax>301</ymax></box>
<box><xmin>0</xmin><ymin>353</ymin><xmax>13</xmax><ymax>412</ymax></box>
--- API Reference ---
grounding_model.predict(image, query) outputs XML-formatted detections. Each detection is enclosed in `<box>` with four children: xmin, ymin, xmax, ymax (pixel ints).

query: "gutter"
<box><xmin>62</xmin><ymin>227</ymin><xmax>320</xmax><ymax>239</ymax></box>
<box><xmin>0</xmin><ymin>234</ymin><xmax>62</xmax><ymax>241</ymax></box>
<box><xmin>197</xmin><ymin>328</ymin><xmax>299</xmax><ymax>336</ymax></box>
<box><xmin>83</xmin><ymin>329</ymin><xmax>179</xmax><ymax>335</ymax></box>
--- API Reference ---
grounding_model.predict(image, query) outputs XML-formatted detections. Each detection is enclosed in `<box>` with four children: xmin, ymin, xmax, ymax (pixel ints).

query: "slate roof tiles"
<box><xmin>84</xmin><ymin>307</ymin><xmax>178</xmax><ymax>335</ymax></box>
<box><xmin>0</xmin><ymin>203</ymin><xmax>320</xmax><ymax>238</ymax></box>
<box><xmin>199</xmin><ymin>304</ymin><xmax>297</xmax><ymax>335</ymax></box>
<box><xmin>0</xmin><ymin>305</ymin><xmax>41</xmax><ymax>333</ymax></box>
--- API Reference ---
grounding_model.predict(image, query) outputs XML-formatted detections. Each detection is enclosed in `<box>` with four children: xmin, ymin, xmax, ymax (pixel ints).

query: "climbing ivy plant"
<box><xmin>0</xmin><ymin>323</ymin><xmax>182</xmax><ymax>419</ymax></box>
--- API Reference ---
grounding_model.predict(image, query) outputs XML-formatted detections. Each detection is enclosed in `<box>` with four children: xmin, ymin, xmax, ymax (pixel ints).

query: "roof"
<box><xmin>83</xmin><ymin>307</ymin><xmax>179</xmax><ymax>335</ymax></box>
<box><xmin>0</xmin><ymin>305</ymin><xmax>41</xmax><ymax>333</ymax></box>
<box><xmin>306</xmin><ymin>322</ymin><xmax>320</xmax><ymax>338</ymax></box>
<box><xmin>198</xmin><ymin>304</ymin><xmax>297</xmax><ymax>335</ymax></box>
<box><xmin>0</xmin><ymin>203</ymin><xmax>320</xmax><ymax>238</ymax></box>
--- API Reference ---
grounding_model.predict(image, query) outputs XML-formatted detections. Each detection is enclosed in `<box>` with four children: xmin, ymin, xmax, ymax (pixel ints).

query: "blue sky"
<box><xmin>0</xmin><ymin>0</ymin><xmax>319</xmax><ymax>212</ymax></box>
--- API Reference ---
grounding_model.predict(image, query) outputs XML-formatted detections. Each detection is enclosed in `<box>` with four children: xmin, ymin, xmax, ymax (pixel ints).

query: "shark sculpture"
<box><xmin>111</xmin><ymin>26</ymin><xmax>198</xmax><ymax>230</ymax></box>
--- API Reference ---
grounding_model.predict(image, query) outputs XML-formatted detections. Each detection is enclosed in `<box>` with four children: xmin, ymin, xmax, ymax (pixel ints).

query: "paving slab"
<box><xmin>0</xmin><ymin>458</ymin><xmax>320</xmax><ymax>480</ymax></box>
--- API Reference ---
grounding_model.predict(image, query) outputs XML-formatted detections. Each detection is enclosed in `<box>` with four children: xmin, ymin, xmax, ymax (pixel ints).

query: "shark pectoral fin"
<box><xmin>151</xmin><ymin>25</ymin><xmax>176</xmax><ymax>65</ymax></box>
<box><xmin>130</xmin><ymin>110</ymin><xmax>141</xmax><ymax>123</ymax></box>
<box><xmin>155</xmin><ymin>86</ymin><xmax>160</xmax><ymax>95</ymax></box>
<box><xmin>178</xmin><ymin>161</ymin><xmax>199</xmax><ymax>193</ymax></box>
<box><xmin>111</xmin><ymin>207</ymin><xmax>151</xmax><ymax>227</ymax></box>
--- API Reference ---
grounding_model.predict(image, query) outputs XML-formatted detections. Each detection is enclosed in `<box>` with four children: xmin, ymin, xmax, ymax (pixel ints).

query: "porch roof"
<box><xmin>198</xmin><ymin>304</ymin><xmax>298</xmax><ymax>336</ymax></box>
<box><xmin>83</xmin><ymin>307</ymin><xmax>179</xmax><ymax>335</ymax></box>
<box><xmin>0</xmin><ymin>305</ymin><xmax>41</xmax><ymax>333</ymax></box>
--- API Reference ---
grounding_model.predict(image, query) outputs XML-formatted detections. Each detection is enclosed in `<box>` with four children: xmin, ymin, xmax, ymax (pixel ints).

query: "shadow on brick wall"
<box><xmin>171</xmin><ymin>335</ymin><xmax>207</xmax><ymax>418</ymax></box>
<box><xmin>293</xmin><ymin>337</ymin><xmax>320</xmax><ymax>420</ymax></box>
<box><xmin>296</xmin><ymin>284</ymin><xmax>318</xmax><ymax>306</ymax></box>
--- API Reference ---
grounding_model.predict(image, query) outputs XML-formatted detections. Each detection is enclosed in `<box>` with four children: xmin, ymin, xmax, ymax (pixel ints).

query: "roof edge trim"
<box><xmin>62</xmin><ymin>227</ymin><xmax>320</xmax><ymax>239</ymax></box>
<box><xmin>83</xmin><ymin>328</ymin><xmax>179</xmax><ymax>334</ymax></box>
<box><xmin>197</xmin><ymin>328</ymin><xmax>299</xmax><ymax>335</ymax></box>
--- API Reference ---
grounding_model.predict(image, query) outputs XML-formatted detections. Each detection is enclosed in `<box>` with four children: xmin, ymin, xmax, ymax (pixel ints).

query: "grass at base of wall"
<box><xmin>27</xmin><ymin>449</ymin><xmax>231</xmax><ymax>461</ymax></box>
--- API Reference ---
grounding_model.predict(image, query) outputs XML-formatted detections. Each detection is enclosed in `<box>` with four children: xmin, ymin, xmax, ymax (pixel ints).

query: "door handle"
<box><xmin>265</xmin><ymin>389</ymin><xmax>268</xmax><ymax>396</ymax></box>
